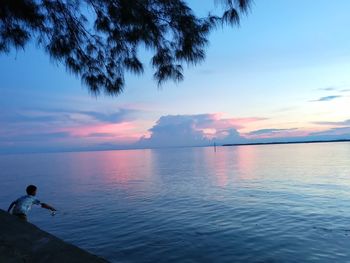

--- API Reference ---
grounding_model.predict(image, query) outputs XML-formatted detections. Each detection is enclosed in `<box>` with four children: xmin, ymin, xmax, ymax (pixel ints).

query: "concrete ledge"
<box><xmin>0</xmin><ymin>209</ymin><xmax>109</xmax><ymax>263</ymax></box>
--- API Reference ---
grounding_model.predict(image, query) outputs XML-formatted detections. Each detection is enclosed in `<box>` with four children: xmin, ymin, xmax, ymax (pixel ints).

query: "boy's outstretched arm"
<box><xmin>7</xmin><ymin>201</ymin><xmax>16</xmax><ymax>213</ymax></box>
<box><xmin>41</xmin><ymin>203</ymin><xmax>57</xmax><ymax>211</ymax></box>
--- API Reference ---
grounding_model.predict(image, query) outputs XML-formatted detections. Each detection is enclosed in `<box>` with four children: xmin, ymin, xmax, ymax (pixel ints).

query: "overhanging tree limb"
<box><xmin>0</xmin><ymin>0</ymin><xmax>251</xmax><ymax>96</ymax></box>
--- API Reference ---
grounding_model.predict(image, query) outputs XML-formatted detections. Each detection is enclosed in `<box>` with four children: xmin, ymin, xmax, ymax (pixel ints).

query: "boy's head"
<box><xmin>26</xmin><ymin>185</ymin><xmax>37</xmax><ymax>196</ymax></box>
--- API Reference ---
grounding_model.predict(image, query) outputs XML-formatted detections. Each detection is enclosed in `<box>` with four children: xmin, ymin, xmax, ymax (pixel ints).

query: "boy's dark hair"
<box><xmin>26</xmin><ymin>185</ymin><xmax>37</xmax><ymax>195</ymax></box>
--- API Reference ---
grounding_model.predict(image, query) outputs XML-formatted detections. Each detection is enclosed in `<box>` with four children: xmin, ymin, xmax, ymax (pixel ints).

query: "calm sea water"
<box><xmin>1</xmin><ymin>142</ymin><xmax>350</xmax><ymax>262</ymax></box>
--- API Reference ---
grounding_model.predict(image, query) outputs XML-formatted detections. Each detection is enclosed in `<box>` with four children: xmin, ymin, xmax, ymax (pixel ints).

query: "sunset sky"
<box><xmin>1</xmin><ymin>0</ymin><xmax>350</xmax><ymax>154</ymax></box>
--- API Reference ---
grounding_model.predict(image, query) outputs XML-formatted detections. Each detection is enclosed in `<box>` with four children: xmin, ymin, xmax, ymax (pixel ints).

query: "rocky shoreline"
<box><xmin>0</xmin><ymin>209</ymin><xmax>109</xmax><ymax>263</ymax></box>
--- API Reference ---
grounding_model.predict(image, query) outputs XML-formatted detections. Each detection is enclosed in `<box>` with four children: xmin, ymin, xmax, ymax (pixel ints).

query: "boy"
<box><xmin>8</xmin><ymin>184</ymin><xmax>56</xmax><ymax>221</ymax></box>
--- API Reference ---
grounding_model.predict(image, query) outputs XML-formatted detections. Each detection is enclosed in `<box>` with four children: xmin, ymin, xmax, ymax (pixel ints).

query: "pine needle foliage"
<box><xmin>0</xmin><ymin>0</ymin><xmax>251</xmax><ymax>95</ymax></box>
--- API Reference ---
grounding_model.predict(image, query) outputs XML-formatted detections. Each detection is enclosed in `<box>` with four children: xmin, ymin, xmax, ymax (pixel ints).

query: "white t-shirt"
<box><xmin>12</xmin><ymin>195</ymin><xmax>41</xmax><ymax>215</ymax></box>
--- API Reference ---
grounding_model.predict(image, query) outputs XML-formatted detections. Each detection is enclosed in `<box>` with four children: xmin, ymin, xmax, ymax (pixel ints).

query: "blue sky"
<box><xmin>1</xmin><ymin>0</ymin><xmax>350</xmax><ymax>153</ymax></box>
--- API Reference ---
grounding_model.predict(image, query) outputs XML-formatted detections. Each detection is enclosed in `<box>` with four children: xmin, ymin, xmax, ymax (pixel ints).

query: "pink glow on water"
<box><xmin>78</xmin><ymin>150</ymin><xmax>154</xmax><ymax>186</ymax></box>
<box><xmin>236</xmin><ymin>146</ymin><xmax>259</xmax><ymax>181</ymax></box>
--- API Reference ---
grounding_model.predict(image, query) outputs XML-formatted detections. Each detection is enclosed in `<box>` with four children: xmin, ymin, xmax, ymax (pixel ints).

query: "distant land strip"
<box><xmin>222</xmin><ymin>139</ymin><xmax>350</xmax><ymax>147</ymax></box>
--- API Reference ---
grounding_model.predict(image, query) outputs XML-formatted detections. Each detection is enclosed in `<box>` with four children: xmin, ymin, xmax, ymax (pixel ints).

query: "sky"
<box><xmin>1</xmin><ymin>0</ymin><xmax>350</xmax><ymax>154</ymax></box>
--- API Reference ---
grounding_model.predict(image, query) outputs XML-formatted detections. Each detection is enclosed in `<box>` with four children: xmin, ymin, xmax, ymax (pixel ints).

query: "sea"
<box><xmin>1</xmin><ymin>142</ymin><xmax>350</xmax><ymax>263</ymax></box>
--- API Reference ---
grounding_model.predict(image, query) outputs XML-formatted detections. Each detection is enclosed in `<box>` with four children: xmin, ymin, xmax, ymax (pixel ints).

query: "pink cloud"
<box><xmin>137</xmin><ymin>114</ymin><xmax>251</xmax><ymax>147</ymax></box>
<box><xmin>59</xmin><ymin>122</ymin><xmax>144</xmax><ymax>143</ymax></box>
<box><xmin>243</xmin><ymin>127</ymin><xmax>325</xmax><ymax>140</ymax></box>
<box><xmin>192</xmin><ymin>113</ymin><xmax>266</xmax><ymax>132</ymax></box>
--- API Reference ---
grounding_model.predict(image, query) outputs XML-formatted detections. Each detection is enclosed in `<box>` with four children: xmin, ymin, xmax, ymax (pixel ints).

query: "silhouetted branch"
<box><xmin>0</xmin><ymin>0</ymin><xmax>251</xmax><ymax>96</ymax></box>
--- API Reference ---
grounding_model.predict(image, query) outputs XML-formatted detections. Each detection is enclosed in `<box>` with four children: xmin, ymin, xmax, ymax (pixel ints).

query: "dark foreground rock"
<box><xmin>0</xmin><ymin>209</ymin><xmax>109</xmax><ymax>263</ymax></box>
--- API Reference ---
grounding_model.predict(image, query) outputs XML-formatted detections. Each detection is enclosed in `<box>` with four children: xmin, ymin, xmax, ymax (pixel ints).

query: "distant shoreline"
<box><xmin>222</xmin><ymin>139</ymin><xmax>350</xmax><ymax>147</ymax></box>
<box><xmin>1</xmin><ymin>139</ymin><xmax>350</xmax><ymax>155</ymax></box>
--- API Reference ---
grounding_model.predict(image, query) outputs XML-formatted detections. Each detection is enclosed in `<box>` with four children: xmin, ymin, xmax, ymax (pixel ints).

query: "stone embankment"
<box><xmin>0</xmin><ymin>209</ymin><xmax>109</xmax><ymax>263</ymax></box>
